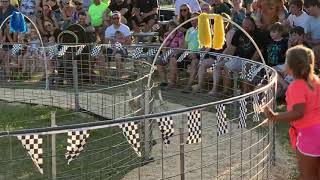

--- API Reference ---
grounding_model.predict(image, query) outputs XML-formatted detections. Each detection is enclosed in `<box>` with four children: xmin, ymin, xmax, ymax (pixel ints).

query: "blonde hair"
<box><xmin>286</xmin><ymin>45</ymin><xmax>315</xmax><ymax>88</ymax></box>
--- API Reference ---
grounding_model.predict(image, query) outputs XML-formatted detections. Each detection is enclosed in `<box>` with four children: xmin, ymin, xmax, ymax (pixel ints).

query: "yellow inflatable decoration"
<box><xmin>198</xmin><ymin>13</ymin><xmax>225</xmax><ymax>50</ymax></box>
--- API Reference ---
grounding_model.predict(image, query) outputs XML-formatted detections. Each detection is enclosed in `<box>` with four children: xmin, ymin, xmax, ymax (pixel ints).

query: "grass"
<box><xmin>0</xmin><ymin>102</ymin><xmax>141</xmax><ymax>180</ymax></box>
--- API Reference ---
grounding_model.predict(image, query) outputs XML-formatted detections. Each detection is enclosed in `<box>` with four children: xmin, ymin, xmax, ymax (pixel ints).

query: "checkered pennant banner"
<box><xmin>216</xmin><ymin>104</ymin><xmax>228</xmax><ymax>136</ymax></box>
<box><xmin>240</xmin><ymin>61</ymin><xmax>247</xmax><ymax>79</ymax></box>
<box><xmin>238</xmin><ymin>99</ymin><xmax>248</xmax><ymax>128</ymax></box>
<box><xmin>65</xmin><ymin>130</ymin><xmax>90</xmax><ymax>164</ymax></box>
<box><xmin>113</xmin><ymin>42</ymin><xmax>124</xmax><ymax>51</ymax></box>
<box><xmin>252</xmin><ymin>93</ymin><xmax>260</xmax><ymax>122</ymax></box>
<box><xmin>246</xmin><ymin>65</ymin><xmax>264</xmax><ymax>82</ymax></box>
<box><xmin>161</xmin><ymin>49</ymin><xmax>174</xmax><ymax>63</ymax></box>
<box><xmin>11</xmin><ymin>44</ymin><xmax>23</xmax><ymax>56</ymax></box>
<box><xmin>119</xmin><ymin>122</ymin><xmax>141</xmax><ymax>157</ymax></box>
<box><xmin>75</xmin><ymin>45</ymin><xmax>86</xmax><ymax>56</ymax></box>
<box><xmin>57</xmin><ymin>45</ymin><xmax>69</xmax><ymax>57</ymax></box>
<box><xmin>177</xmin><ymin>51</ymin><xmax>189</xmax><ymax>62</ymax></box>
<box><xmin>151</xmin><ymin>24</ymin><xmax>160</xmax><ymax>31</ymax></box>
<box><xmin>186</xmin><ymin>110</ymin><xmax>202</xmax><ymax>144</ymax></box>
<box><xmin>47</xmin><ymin>45</ymin><xmax>58</xmax><ymax>59</ymax></box>
<box><xmin>156</xmin><ymin>116</ymin><xmax>174</xmax><ymax>145</ymax></box>
<box><xmin>91</xmin><ymin>44</ymin><xmax>102</xmax><ymax>57</ymax></box>
<box><xmin>17</xmin><ymin>135</ymin><xmax>43</xmax><ymax>174</ymax></box>
<box><xmin>146</xmin><ymin>48</ymin><xmax>158</xmax><ymax>57</ymax></box>
<box><xmin>130</xmin><ymin>47</ymin><xmax>143</xmax><ymax>59</ymax></box>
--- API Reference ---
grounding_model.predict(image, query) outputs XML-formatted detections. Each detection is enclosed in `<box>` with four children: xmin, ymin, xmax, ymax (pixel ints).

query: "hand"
<box><xmin>263</xmin><ymin>107</ymin><xmax>276</xmax><ymax>121</ymax></box>
<box><xmin>141</xmin><ymin>13</ymin><xmax>148</xmax><ymax>19</ymax></box>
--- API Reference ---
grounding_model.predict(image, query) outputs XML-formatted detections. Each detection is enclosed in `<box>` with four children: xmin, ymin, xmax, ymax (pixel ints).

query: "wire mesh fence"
<box><xmin>0</xmin><ymin>43</ymin><xmax>278</xmax><ymax>180</ymax></box>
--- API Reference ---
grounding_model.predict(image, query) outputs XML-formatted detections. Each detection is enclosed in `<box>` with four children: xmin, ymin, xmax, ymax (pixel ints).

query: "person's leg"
<box><xmin>209</xmin><ymin>60</ymin><xmax>225</xmax><ymax>95</ymax></box>
<box><xmin>296</xmin><ymin>150</ymin><xmax>320</xmax><ymax>180</ymax></box>
<box><xmin>157</xmin><ymin>64</ymin><xmax>167</xmax><ymax>84</ymax></box>
<box><xmin>114</xmin><ymin>53</ymin><xmax>123</xmax><ymax>76</ymax></box>
<box><xmin>168</xmin><ymin>56</ymin><xmax>177</xmax><ymax>86</ymax></box>
<box><xmin>222</xmin><ymin>66</ymin><xmax>232</xmax><ymax>93</ymax></box>
<box><xmin>186</xmin><ymin>54</ymin><xmax>199</xmax><ymax>90</ymax></box>
<box><xmin>195</xmin><ymin>58</ymin><xmax>214</xmax><ymax>92</ymax></box>
<box><xmin>144</xmin><ymin>19</ymin><xmax>156</xmax><ymax>32</ymax></box>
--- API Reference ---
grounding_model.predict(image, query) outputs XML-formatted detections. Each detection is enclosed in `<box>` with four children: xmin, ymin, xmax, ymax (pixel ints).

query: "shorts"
<box><xmin>296</xmin><ymin>124</ymin><xmax>320</xmax><ymax>157</ymax></box>
<box><xmin>224</xmin><ymin>59</ymin><xmax>243</xmax><ymax>73</ymax></box>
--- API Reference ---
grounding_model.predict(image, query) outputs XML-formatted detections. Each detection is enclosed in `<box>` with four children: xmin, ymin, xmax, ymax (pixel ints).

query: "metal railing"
<box><xmin>0</xmin><ymin>43</ymin><xmax>277</xmax><ymax>180</ymax></box>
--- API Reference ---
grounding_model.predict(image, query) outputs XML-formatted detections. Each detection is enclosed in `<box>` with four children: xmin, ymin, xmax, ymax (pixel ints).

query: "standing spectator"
<box><xmin>104</xmin><ymin>11</ymin><xmax>131</xmax><ymax>74</ymax></box>
<box><xmin>131</xmin><ymin>0</ymin><xmax>159</xmax><ymax>32</ymax></box>
<box><xmin>177</xmin><ymin>4</ymin><xmax>192</xmax><ymax>33</ymax></box>
<box><xmin>231</xmin><ymin>0</ymin><xmax>246</xmax><ymax>27</ymax></box>
<box><xmin>20</xmin><ymin>0</ymin><xmax>39</xmax><ymax>20</ymax></box>
<box><xmin>304</xmin><ymin>0</ymin><xmax>320</xmax><ymax>47</ymax></box>
<box><xmin>46</xmin><ymin>0</ymin><xmax>62</xmax><ymax>21</ymax></box>
<box><xmin>0</xmin><ymin>0</ymin><xmax>17</xmax><ymax>25</ymax></box>
<box><xmin>286</xmin><ymin>0</ymin><xmax>310</xmax><ymax>33</ymax></box>
<box><xmin>78</xmin><ymin>12</ymin><xmax>96</xmax><ymax>42</ymax></box>
<box><xmin>212</xmin><ymin>0</ymin><xmax>231</xmax><ymax>15</ymax></box>
<box><xmin>109</xmin><ymin>0</ymin><xmax>130</xmax><ymax>25</ymax></box>
<box><xmin>175</xmin><ymin>0</ymin><xmax>201</xmax><ymax>16</ymax></box>
<box><xmin>36</xmin><ymin>4</ymin><xmax>59</xmax><ymax>40</ymax></box>
<box><xmin>88</xmin><ymin>0</ymin><xmax>110</xmax><ymax>42</ymax></box>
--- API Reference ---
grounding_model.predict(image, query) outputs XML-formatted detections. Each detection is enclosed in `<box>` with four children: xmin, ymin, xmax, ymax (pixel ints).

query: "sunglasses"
<box><xmin>74</xmin><ymin>2</ymin><xmax>82</xmax><ymax>5</ymax></box>
<box><xmin>180</xmin><ymin>8</ymin><xmax>188</xmax><ymax>12</ymax></box>
<box><xmin>2</xmin><ymin>1</ymin><xmax>9</xmax><ymax>3</ymax></box>
<box><xmin>112</xmin><ymin>17</ymin><xmax>120</xmax><ymax>19</ymax></box>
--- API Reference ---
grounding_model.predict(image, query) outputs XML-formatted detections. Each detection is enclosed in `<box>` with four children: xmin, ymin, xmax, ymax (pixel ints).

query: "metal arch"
<box><xmin>147</xmin><ymin>14</ymin><xmax>269</xmax><ymax>89</ymax></box>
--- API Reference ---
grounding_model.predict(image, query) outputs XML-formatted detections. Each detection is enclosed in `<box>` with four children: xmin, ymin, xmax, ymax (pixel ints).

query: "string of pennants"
<box><xmin>15</xmin><ymin>88</ymin><xmax>273</xmax><ymax>174</ymax></box>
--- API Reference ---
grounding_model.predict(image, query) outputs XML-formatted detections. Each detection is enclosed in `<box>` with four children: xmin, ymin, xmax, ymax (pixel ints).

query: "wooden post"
<box><xmin>51</xmin><ymin>111</ymin><xmax>57</xmax><ymax>180</ymax></box>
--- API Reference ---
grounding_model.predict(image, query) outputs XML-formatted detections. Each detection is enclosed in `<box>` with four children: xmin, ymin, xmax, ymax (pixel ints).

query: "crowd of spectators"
<box><xmin>0</xmin><ymin>0</ymin><xmax>319</xmax><ymax>97</ymax></box>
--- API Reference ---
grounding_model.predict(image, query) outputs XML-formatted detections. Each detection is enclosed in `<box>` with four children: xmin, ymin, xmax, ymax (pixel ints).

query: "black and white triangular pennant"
<box><xmin>11</xmin><ymin>44</ymin><xmax>23</xmax><ymax>56</ymax></box>
<box><xmin>216</xmin><ymin>104</ymin><xmax>228</xmax><ymax>136</ymax></box>
<box><xmin>114</xmin><ymin>42</ymin><xmax>123</xmax><ymax>51</ymax></box>
<box><xmin>65</xmin><ymin>130</ymin><xmax>90</xmax><ymax>164</ymax></box>
<box><xmin>75</xmin><ymin>45</ymin><xmax>86</xmax><ymax>56</ymax></box>
<box><xmin>156</xmin><ymin>116</ymin><xmax>174</xmax><ymax>145</ymax></box>
<box><xmin>161</xmin><ymin>49</ymin><xmax>174</xmax><ymax>63</ymax></box>
<box><xmin>240</xmin><ymin>61</ymin><xmax>247</xmax><ymax>79</ymax></box>
<box><xmin>246</xmin><ymin>65</ymin><xmax>264</xmax><ymax>82</ymax></box>
<box><xmin>146</xmin><ymin>48</ymin><xmax>158</xmax><ymax>57</ymax></box>
<box><xmin>58</xmin><ymin>45</ymin><xmax>69</xmax><ymax>57</ymax></box>
<box><xmin>17</xmin><ymin>135</ymin><xmax>43</xmax><ymax>174</ymax></box>
<box><xmin>252</xmin><ymin>93</ymin><xmax>260</xmax><ymax>122</ymax></box>
<box><xmin>186</xmin><ymin>110</ymin><xmax>201</xmax><ymax>144</ymax></box>
<box><xmin>119</xmin><ymin>122</ymin><xmax>141</xmax><ymax>157</ymax></box>
<box><xmin>48</xmin><ymin>45</ymin><xmax>58</xmax><ymax>59</ymax></box>
<box><xmin>177</xmin><ymin>51</ymin><xmax>189</xmax><ymax>62</ymax></box>
<box><xmin>130</xmin><ymin>47</ymin><xmax>143</xmax><ymax>59</ymax></box>
<box><xmin>238</xmin><ymin>98</ymin><xmax>247</xmax><ymax>128</ymax></box>
<box><xmin>91</xmin><ymin>44</ymin><xmax>102</xmax><ymax>57</ymax></box>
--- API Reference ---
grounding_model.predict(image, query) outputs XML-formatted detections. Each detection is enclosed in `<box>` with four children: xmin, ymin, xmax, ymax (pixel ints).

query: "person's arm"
<box><xmin>264</xmin><ymin>104</ymin><xmax>305</xmax><ymax>122</ymax></box>
<box><xmin>124</xmin><ymin>35</ymin><xmax>131</xmax><ymax>45</ymax></box>
<box><xmin>119</xmin><ymin>8</ymin><xmax>129</xmax><ymax>15</ymax></box>
<box><xmin>251</xmin><ymin>51</ymin><xmax>261</xmax><ymax>61</ymax></box>
<box><xmin>222</xmin><ymin>45</ymin><xmax>236</xmax><ymax>55</ymax></box>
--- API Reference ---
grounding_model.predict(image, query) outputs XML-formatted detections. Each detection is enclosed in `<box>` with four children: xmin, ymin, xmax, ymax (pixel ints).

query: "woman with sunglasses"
<box><xmin>71</xmin><ymin>0</ymin><xmax>86</xmax><ymax>24</ymax></box>
<box><xmin>46</xmin><ymin>0</ymin><xmax>62</xmax><ymax>21</ymax></box>
<box><xmin>61</xmin><ymin>0</ymin><xmax>75</xmax><ymax>29</ymax></box>
<box><xmin>177</xmin><ymin>4</ymin><xmax>192</xmax><ymax>34</ymax></box>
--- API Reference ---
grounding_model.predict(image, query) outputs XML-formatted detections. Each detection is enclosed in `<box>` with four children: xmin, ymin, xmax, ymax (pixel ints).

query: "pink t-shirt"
<box><xmin>164</xmin><ymin>31</ymin><xmax>184</xmax><ymax>48</ymax></box>
<box><xmin>286</xmin><ymin>79</ymin><xmax>320</xmax><ymax>128</ymax></box>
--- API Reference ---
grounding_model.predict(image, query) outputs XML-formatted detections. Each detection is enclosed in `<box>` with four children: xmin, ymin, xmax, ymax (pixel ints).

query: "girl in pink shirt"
<box><xmin>264</xmin><ymin>45</ymin><xmax>320</xmax><ymax>180</ymax></box>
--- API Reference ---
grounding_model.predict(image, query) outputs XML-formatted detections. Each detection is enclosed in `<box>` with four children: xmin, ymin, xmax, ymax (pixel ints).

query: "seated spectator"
<box><xmin>175</xmin><ymin>0</ymin><xmax>201</xmax><ymax>16</ymax></box>
<box><xmin>157</xmin><ymin>21</ymin><xmax>184</xmax><ymax>88</ymax></box>
<box><xmin>131</xmin><ymin>0</ymin><xmax>159</xmax><ymax>32</ymax></box>
<box><xmin>266</xmin><ymin>22</ymin><xmax>287</xmax><ymax>67</ymax></box>
<box><xmin>61</xmin><ymin>0</ymin><xmax>75</xmax><ymax>29</ymax></box>
<box><xmin>255</xmin><ymin>0</ymin><xmax>285</xmax><ymax>30</ymax></box>
<box><xmin>88</xmin><ymin>0</ymin><xmax>111</xmax><ymax>41</ymax></box>
<box><xmin>104</xmin><ymin>11</ymin><xmax>131</xmax><ymax>75</ymax></box>
<box><xmin>177</xmin><ymin>4</ymin><xmax>192</xmax><ymax>33</ymax></box>
<box><xmin>36</xmin><ymin>4</ymin><xmax>59</xmax><ymax>39</ymax></box>
<box><xmin>46</xmin><ymin>0</ymin><xmax>62</xmax><ymax>21</ymax></box>
<box><xmin>71</xmin><ymin>0</ymin><xmax>86</xmax><ymax>24</ymax></box>
<box><xmin>19</xmin><ymin>0</ymin><xmax>39</xmax><ymax>20</ymax></box>
<box><xmin>288</xmin><ymin>26</ymin><xmax>306</xmax><ymax>48</ymax></box>
<box><xmin>304</xmin><ymin>0</ymin><xmax>320</xmax><ymax>47</ymax></box>
<box><xmin>0</xmin><ymin>0</ymin><xmax>17</xmax><ymax>25</ymax></box>
<box><xmin>285</xmin><ymin>0</ymin><xmax>310</xmax><ymax>33</ymax></box>
<box><xmin>109</xmin><ymin>0</ymin><xmax>130</xmax><ymax>25</ymax></box>
<box><xmin>212</xmin><ymin>0</ymin><xmax>231</xmax><ymax>15</ymax></box>
<box><xmin>223</xmin><ymin>16</ymin><xmax>268</xmax><ymax>93</ymax></box>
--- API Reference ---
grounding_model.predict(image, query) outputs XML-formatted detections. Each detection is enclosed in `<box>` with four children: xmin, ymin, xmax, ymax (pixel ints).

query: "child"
<box><xmin>288</xmin><ymin>26</ymin><xmax>306</xmax><ymax>48</ymax></box>
<box><xmin>264</xmin><ymin>45</ymin><xmax>320</xmax><ymax>180</ymax></box>
<box><xmin>266</xmin><ymin>22</ymin><xmax>288</xmax><ymax>67</ymax></box>
<box><xmin>24</xmin><ymin>29</ymin><xmax>40</xmax><ymax>74</ymax></box>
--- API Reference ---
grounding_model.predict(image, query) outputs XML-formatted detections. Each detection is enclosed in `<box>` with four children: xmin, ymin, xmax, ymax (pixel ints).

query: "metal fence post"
<box><xmin>179</xmin><ymin>115</ymin><xmax>185</xmax><ymax>180</ymax></box>
<box><xmin>51</xmin><ymin>111</ymin><xmax>57</xmax><ymax>180</ymax></box>
<box><xmin>143</xmin><ymin>88</ymin><xmax>151</xmax><ymax>161</ymax></box>
<box><xmin>72</xmin><ymin>49</ymin><xmax>80</xmax><ymax>111</ymax></box>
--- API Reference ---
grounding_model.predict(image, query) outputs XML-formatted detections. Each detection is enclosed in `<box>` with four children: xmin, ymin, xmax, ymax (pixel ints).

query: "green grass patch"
<box><xmin>0</xmin><ymin>102</ymin><xmax>141</xmax><ymax>180</ymax></box>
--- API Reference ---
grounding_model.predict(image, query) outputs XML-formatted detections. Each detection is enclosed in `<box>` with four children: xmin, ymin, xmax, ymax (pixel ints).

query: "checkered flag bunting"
<box><xmin>186</xmin><ymin>110</ymin><xmax>202</xmax><ymax>144</ymax></box>
<box><xmin>91</xmin><ymin>44</ymin><xmax>102</xmax><ymax>57</ymax></box>
<box><xmin>130</xmin><ymin>47</ymin><xmax>143</xmax><ymax>59</ymax></box>
<box><xmin>216</xmin><ymin>104</ymin><xmax>228</xmax><ymax>136</ymax></box>
<box><xmin>65</xmin><ymin>130</ymin><xmax>90</xmax><ymax>164</ymax></box>
<box><xmin>11</xmin><ymin>44</ymin><xmax>23</xmax><ymax>56</ymax></box>
<box><xmin>246</xmin><ymin>65</ymin><xmax>263</xmax><ymax>82</ymax></box>
<box><xmin>17</xmin><ymin>135</ymin><xmax>43</xmax><ymax>174</ymax></box>
<box><xmin>253</xmin><ymin>93</ymin><xmax>260</xmax><ymax>122</ymax></box>
<box><xmin>238</xmin><ymin>99</ymin><xmax>248</xmax><ymax>128</ymax></box>
<box><xmin>76</xmin><ymin>45</ymin><xmax>86</xmax><ymax>55</ymax></box>
<box><xmin>161</xmin><ymin>49</ymin><xmax>174</xmax><ymax>63</ymax></box>
<box><xmin>48</xmin><ymin>45</ymin><xmax>58</xmax><ymax>59</ymax></box>
<box><xmin>157</xmin><ymin>116</ymin><xmax>174</xmax><ymax>145</ymax></box>
<box><xmin>146</xmin><ymin>48</ymin><xmax>158</xmax><ymax>57</ymax></box>
<box><xmin>58</xmin><ymin>45</ymin><xmax>69</xmax><ymax>57</ymax></box>
<box><xmin>119</xmin><ymin>122</ymin><xmax>141</xmax><ymax>157</ymax></box>
<box><xmin>240</xmin><ymin>61</ymin><xmax>247</xmax><ymax>79</ymax></box>
<box><xmin>177</xmin><ymin>51</ymin><xmax>189</xmax><ymax>62</ymax></box>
